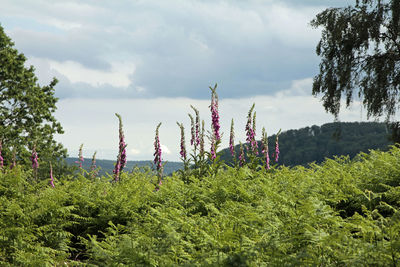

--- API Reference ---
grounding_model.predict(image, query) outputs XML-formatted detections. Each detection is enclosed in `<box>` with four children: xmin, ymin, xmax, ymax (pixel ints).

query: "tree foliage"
<box><xmin>0</xmin><ymin>25</ymin><xmax>66</xmax><ymax>168</ymax></box>
<box><xmin>311</xmin><ymin>0</ymin><xmax>400</xmax><ymax>121</ymax></box>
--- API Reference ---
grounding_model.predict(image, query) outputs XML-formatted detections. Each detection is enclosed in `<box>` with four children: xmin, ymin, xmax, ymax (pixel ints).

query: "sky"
<box><xmin>1</xmin><ymin>0</ymin><xmax>382</xmax><ymax>162</ymax></box>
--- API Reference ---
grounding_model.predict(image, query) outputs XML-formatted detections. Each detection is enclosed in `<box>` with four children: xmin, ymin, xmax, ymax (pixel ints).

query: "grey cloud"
<box><xmin>3</xmin><ymin>0</ymin><xmax>331</xmax><ymax>100</ymax></box>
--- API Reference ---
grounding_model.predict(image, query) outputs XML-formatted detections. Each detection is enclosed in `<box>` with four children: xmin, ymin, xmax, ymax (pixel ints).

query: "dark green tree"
<box><xmin>0</xmin><ymin>24</ymin><xmax>66</xmax><ymax>169</ymax></box>
<box><xmin>311</xmin><ymin>0</ymin><xmax>400</xmax><ymax>141</ymax></box>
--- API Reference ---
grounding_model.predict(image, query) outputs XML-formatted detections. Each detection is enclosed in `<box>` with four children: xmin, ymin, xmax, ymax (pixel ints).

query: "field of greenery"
<box><xmin>1</xmin><ymin>145</ymin><xmax>399</xmax><ymax>266</ymax></box>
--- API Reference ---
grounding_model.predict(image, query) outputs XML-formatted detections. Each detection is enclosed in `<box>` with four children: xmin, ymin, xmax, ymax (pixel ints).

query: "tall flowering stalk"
<box><xmin>49</xmin><ymin>162</ymin><xmax>55</xmax><ymax>188</ymax></box>
<box><xmin>90</xmin><ymin>151</ymin><xmax>98</xmax><ymax>178</ymax></box>
<box><xmin>199</xmin><ymin>120</ymin><xmax>205</xmax><ymax>159</ymax></box>
<box><xmin>229</xmin><ymin>118</ymin><xmax>235</xmax><ymax>157</ymax></box>
<box><xmin>0</xmin><ymin>139</ymin><xmax>3</xmax><ymax>169</ymax></box>
<box><xmin>177</xmin><ymin>122</ymin><xmax>187</xmax><ymax>161</ymax></box>
<box><xmin>190</xmin><ymin>105</ymin><xmax>201</xmax><ymax>146</ymax></box>
<box><xmin>154</xmin><ymin>122</ymin><xmax>163</xmax><ymax>188</ymax></box>
<box><xmin>261</xmin><ymin>127</ymin><xmax>270</xmax><ymax>170</ymax></box>
<box><xmin>113</xmin><ymin>113</ymin><xmax>127</xmax><ymax>182</ymax></box>
<box><xmin>209</xmin><ymin>84</ymin><xmax>221</xmax><ymax>160</ymax></box>
<box><xmin>245</xmin><ymin>104</ymin><xmax>258</xmax><ymax>156</ymax></box>
<box><xmin>239</xmin><ymin>141</ymin><xmax>245</xmax><ymax>167</ymax></box>
<box><xmin>210</xmin><ymin>84</ymin><xmax>221</xmax><ymax>142</ymax></box>
<box><xmin>274</xmin><ymin>129</ymin><xmax>282</xmax><ymax>163</ymax></box>
<box><xmin>75</xmin><ymin>144</ymin><xmax>84</xmax><ymax>168</ymax></box>
<box><xmin>189</xmin><ymin>114</ymin><xmax>195</xmax><ymax>147</ymax></box>
<box><xmin>30</xmin><ymin>144</ymin><xmax>39</xmax><ymax>180</ymax></box>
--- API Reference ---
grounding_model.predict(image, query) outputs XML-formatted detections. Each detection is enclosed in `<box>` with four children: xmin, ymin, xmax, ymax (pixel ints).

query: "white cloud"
<box><xmin>48</xmin><ymin>60</ymin><xmax>135</xmax><ymax>87</ymax></box>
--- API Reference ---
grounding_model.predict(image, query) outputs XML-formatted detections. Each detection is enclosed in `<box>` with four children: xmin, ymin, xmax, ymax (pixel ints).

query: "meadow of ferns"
<box><xmin>1</xmin><ymin>146</ymin><xmax>400</xmax><ymax>266</ymax></box>
<box><xmin>1</xmin><ymin>86</ymin><xmax>400</xmax><ymax>266</ymax></box>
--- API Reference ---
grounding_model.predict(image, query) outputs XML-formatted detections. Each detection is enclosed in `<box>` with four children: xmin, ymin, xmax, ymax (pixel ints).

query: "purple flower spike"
<box><xmin>0</xmin><ymin>140</ymin><xmax>3</xmax><ymax>168</ymax></box>
<box><xmin>229</xmin><ymin>119</ymin><xmax>235</xmax><ymax>157</ymax></box>
<box><xmin>154</xmin><ymin>122</ymin><xmax>163</xmax><ymax>179</ymax></box>
<box><xmin>75</xmin><ymin>144</ymin><xmax>84</xmax><ymax>168</ymax></box>
<box><xmin>210</xmin><ymin>84</ymin><xmax>221</xmax><ymax>142</ymax></box>
<box><xmin>191</xmin><ymin>105</ymin><xmax>201</xmax><ymax>146</ymax></box>
<box><xmin>177</xmin><ymin>122</ymin><xmax>187</xmax><ymax>160</ymax></box>
<box><xmin>245</xmin><ymin>104</ymin><xmax>258</xmax><ymax>155</ymax></box>
<box><xmin>200</xmin><ymin>120</ymin><xmax>205</xmax><ymax>158</ymax></box>
<box><xmin>49</xmin><ymin>162</ymin><xmax>55</xmax><ymax>188</ymax></box>
<box><xmin>114</xmin><ymin>113</ymin><xmax>127</xmax><ymax>181</ymax></box>
<box><xmin>91</xmin><ymin>151</ymin><xmax>98</xmax><ymax>178</ymax></box>
<box><xmin>261</xmin><ymin>127</ymin><xmax>270</xmax><ymax>170</ymax></box>
<box><xmin>239</xmin><ymin>142</ymin><xmax>245</xmax><ymax>167</ymax></box>
<box><xmin>189</xmin><ymin>114</ymin><xmax>195</xmax><ymax>146</ymax></box>
<box><xmin>30</xmin><ymin>144</ymin><xmax>39</xmax><ymax>170</ymax></box>
<box><xmin>274</xmin><ymin>129</ymin><xmax>282</xmax><ymax>163</ymax></box>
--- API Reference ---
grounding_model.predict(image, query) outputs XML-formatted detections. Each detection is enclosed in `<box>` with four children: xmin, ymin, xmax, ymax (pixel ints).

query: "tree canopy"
<box><xmin>0</xmin><ymin>24</ymin><xmax>66</xmax><ymax>168</ymax></box>
<box><xmin>311</xmin><ymin>0</ymin><xmax>400</xmax><ymax>123</ymax></box>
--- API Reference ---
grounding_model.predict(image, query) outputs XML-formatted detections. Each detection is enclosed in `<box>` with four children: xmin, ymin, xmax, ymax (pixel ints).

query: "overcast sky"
<box><xmin>1</xmin><ymin>0</ymin><xmax>380</xmax><ymax>162</ymax></box>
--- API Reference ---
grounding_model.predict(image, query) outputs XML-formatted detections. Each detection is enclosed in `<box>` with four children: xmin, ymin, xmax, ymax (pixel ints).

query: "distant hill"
<box><xmin>65</xmin><ymin>158</ymin><xmax>183</xmax><ymax>176</ymax></box>
<box><xmin>220</xmin><ymin>122</ymin><xmax>394</xmax><ymax>167</ymax></box>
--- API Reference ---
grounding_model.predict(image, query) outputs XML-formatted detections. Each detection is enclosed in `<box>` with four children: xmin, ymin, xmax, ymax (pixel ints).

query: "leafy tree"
<box><xmin>0</xmin><ymin>24</ymin><xmax>66</xmax><ymax>169</ymax></box>
<box><xmin>311</xmin><ymin>0</ymin><xmax>400</xmax><ymax>140</ymax></box>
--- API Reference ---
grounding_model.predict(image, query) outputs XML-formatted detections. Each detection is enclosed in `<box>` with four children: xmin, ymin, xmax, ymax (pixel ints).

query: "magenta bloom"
<box><xmin>274</xmin><ymin>129</ymin><xmax>282</xmax><ymax>163</ymax></box>
<box><xmin>75</xmin><ymin>144</ymin><xmax>84</xmax><ymax>168</ymax></box>
<box><xmin>49</xmin><ymin>163</ymin><xmax>55</xmax><ymax>188</ymax></box>
<box><xmin>154</xmin><ymin>123</ymin><xmax>163</xmax><ymax>177</ymax></box>
<box><xmin>239</xmin><ymin>142</ymin><xmax>245</xmax><ymax>167</ymax></box>
<box><xmin>177</xmin><ymin>122</ymin><xmax>186</xmax><ymax>160</ymax></box>
<box><xmin>210</xmin><ymin>84</ymin><xmax>221</xmax><ymax>142</ymax></box>
<box><xmin>245</xmin><ymin>104</ymin><xmax>258</xmax><ymax>155</ymax></box>
<box><xmin>261</xmin><ymin>127</ymin><xmax>270</xmax><ymax>170</ymax></box>
<box><xmin>114</xmin><ymin>114</ymin><xmax>127</xmax><ymax>181</ymax></box>
<box><xmin>0</xmin><ymin>140</ymin><xmax>3</xmax><ymax>168</ymax></box>
<box><xmin>229</xmin><ymin>119</ymin><xmax>235</xmax><ymax>157</ymax></box>
<box><xmin>30</xmin><ymin>145</ymin><xmax>39</xmax><ymax>170</ymax></box>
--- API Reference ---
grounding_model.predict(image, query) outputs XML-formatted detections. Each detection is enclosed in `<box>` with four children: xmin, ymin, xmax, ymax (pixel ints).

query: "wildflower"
<box><xmin>229</xmin><ymin>118</ymin><xmax>235</xmax><ymax>157</ymax></box>
<box><xmin>239</xmin><ymin>142</ymin><xmax>245</xmax><ymax>167</ymax></box>
<box><xmin>154</xmin><ymin>122</ymin><xmax>163</xmax><ymax>179</ymax></box>
<box><xmin>210</xmin><ymin>138</ymin><xmax>216</xmax><ymax>160</ymax></box>
<box><xmin>0</xmin><ymin>139</ymin><xmax>3</xmax><ymax>168</ymax></box>
<box><xmin>49</xmin><ymin>162</ymin><xmax>55</xmax><ymax>188</ymax></box>
<box><xmin>30</xmin><ymin>144</ymin><xmax>39</xmax><ymax>170</ymax></box>
<box><xmin>113</xmin><ymin>114</ymin><xmax>127</xmax><ymax>181</ymax></box>
<box><xmin>210</xmin><ymin>84</ymin><xmax>221</xmax><ymax>142</ymax></box>
<box><xmin>189</xmin><ymin>113</ymin><xmax>195</xmax><ymax>146</ymax></box>
<box><xmin>90</xmin><ymin>151</ymin><xmax>98</xmax><ymax>178</ymax></box>
<box><xmin>177</xmin><ymin>122</ymin><xmax>187</xmax><ymax>160</ymax></box>
<box><xmin>261</xmin><ymin>127</ymin><xmax>270</xmax><ymax>170</ymax></box>
<box><xmin>191</xmin><ymin>105</ymin><xmax>201</xmax><ymax>146</ymax></box>
<box><xmin>245</xmin><ymin>104</ymin><xmax>258</xmax><ymax>155</ymax></box>
<box><xmin>274</xmin><ymin>129</ymin><xmax>282</xmax><ymax>163</ymax></box>
<box><xmin>199</xmin><ymin>120</ymin><xmax>205</xmax><ymax>158</ymax></box>
<box><xmin>75</xmin><ymin>144</ymin><xmax>84</xmax><ymax>168</ymax></box>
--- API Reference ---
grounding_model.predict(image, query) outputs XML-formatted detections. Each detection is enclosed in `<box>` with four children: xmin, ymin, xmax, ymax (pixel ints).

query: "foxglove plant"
<box><xmin>261</xmin><ymin>127</ymin><xmax>270</xmax><ymax>170</ymax></box>
<box><xmin>210</xmin><ymin>84</ymin><xmax>221</xmax><ymax>142</ymax></box>
<box><xmin>191</xmin><ymin>105</ymin><xmax>201</xmax><ymax>146</ymax></box>
<box><xmin>0</xmin><ymin>139</ymin><xmax>3</xmax><ymax>168</ymax></box>
<box><xmin>209</xmin><ymin>84</ymin><xmax>221</xmax><ymax>161</ymax></box>
<box><xmin>189</xmin><ymin>113</ymin><xmax>195</xmax><ymax>147</ymax></box>
<box><xmin>199</xmin><ymin>120</ymin><xmax>205</xmax><ymax>158</ymax></box>
<box><xmin>274</xmin><ymin>129</ymin><xmax>282</xmax><ymax>163</ymax></box>
<box><xmin>245</xmin><ymin>104</ymin><xmax>258</xmax><ymax>156</ymax></box>
<box><xmin>154</xmin><ymin>122</ymin><xmax>163</xmax><ymax>186</ymax></box>
<box><xmin>90</xmin><ymin>151</ymin><xmax>98</xmax><ymax>178</ymax></box>
<box><xmin>239</xmin><ymin>142</ymin><xmax>245</xmax><ymax>167</ymax></box>
<box><xmin>113</xmin><ymin>113</ymin><xmax>127</xmax><ymax>182</ymax></box>
<box><xmin>49</xmin><ymin>162</ymin><xmax>55</xmax><ymax>188</ymax></box>
<box><xmin>75</xmin><ymin>144</ymin><xmax>84</xmax><ymax>168</ymax></box>
<box><xmin>177</xmin><ymin>122</ymin><xmax>187</xmax><ymax>161</ymax></box>
<box><xmin>229</xmin><ymin>118</ymin><xmax>235</xmax><ymax>157</ymax></box>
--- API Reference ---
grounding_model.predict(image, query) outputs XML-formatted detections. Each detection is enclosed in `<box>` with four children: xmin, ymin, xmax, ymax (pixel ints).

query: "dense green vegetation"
<box><xmin>1</xmin><ymin>146</ymin><xmax>399</xmax><ymax>266</ymax></box>
<box><xmin>65</xmin><ymin>157</ymin><xmax>183</xmax><ymax>176</ymax></box>
<box><xmin>221</xmin><ymin>121</ymin><xmax>393</xmax><ymax>167</ymax></box>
